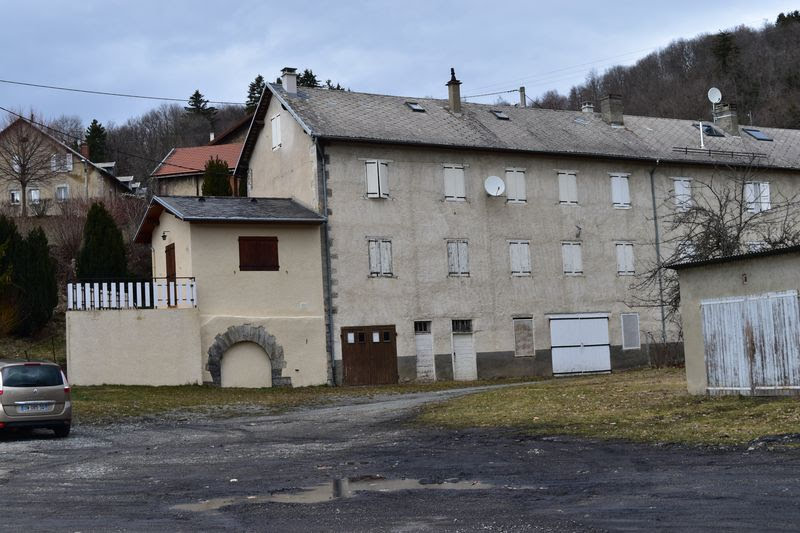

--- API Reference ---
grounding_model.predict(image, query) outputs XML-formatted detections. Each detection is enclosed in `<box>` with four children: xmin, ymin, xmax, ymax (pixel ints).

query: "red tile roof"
<box><xmin>152</xmin><ymin>143</ymin><xmax>242</xmax><ymax>177</ymax></box>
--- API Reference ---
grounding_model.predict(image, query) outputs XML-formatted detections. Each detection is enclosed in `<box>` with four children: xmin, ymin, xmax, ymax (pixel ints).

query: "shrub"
<box><xmin>76</xmin><ymin>202</ymin><xmax>127</xmax><ymax>280</ymax></box>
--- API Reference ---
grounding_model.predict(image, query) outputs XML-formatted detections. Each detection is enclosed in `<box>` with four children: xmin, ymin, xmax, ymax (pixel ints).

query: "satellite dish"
<box><xmin>484</xmin><ymin>176</ymin><xmax>505</xmax><ymax>196</ymax></box>
<box><xmin>707</xmin><ymin>87</ymin><xmax>722</xmax><ymax>104</ymax></box>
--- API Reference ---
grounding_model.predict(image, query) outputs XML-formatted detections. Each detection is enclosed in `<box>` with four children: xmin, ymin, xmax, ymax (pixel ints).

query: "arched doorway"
<box><xmin>206</xmin><ymin>324</ymin><xmax>291</xmax><ymax>387</ymax></box>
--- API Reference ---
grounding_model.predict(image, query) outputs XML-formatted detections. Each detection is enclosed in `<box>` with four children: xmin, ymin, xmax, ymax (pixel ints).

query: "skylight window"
<box><xmin>743</xmin><ymin>128</ymin><xmax>773</xmax><ymax>141</ymax></box>
<box><xmin>692</xmin><ymin>123</ymin><xmax>724</xmax><ymax>137</ymax></box>
<box><xmin>490</xmin><ymin>110</ymin><xmax>510</xmax><ymax>120</ymax></box>
<box><xmin>406</xmin><ymin>102</ymin><xmax>425</xmax><ymax>112</ymax></box>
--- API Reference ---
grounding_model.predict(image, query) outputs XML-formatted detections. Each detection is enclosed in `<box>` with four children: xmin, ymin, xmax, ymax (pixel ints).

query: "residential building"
<box><xmin>150</xmin><ymin>143</ymin><xmax>242</xmax><ymax>196</ymax></box>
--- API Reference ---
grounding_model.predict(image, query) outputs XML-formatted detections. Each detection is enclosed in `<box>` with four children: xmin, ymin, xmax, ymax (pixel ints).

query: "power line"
<box><xmin>462</xmin><ymin>89</ymin><xmax>520</xmax><ymax>99</ymax></box>
<box><xmin>0</xmin><ymin>105</ymin><xmax>209</xmax><ymax>174</ymax></box>
<box><xmin>0</xmin><ymin>78</ymin><xmax>245</xmax><ymax>106</ymax></box>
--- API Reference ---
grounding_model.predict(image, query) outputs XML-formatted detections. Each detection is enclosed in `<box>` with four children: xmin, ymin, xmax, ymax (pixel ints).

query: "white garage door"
<box><xmin>549</xmin><ymin>313</ymin><xmax>611</xmax><ymax>374</ymax></box>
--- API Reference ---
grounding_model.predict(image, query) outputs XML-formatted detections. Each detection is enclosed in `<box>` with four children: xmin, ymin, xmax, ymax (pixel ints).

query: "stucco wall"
<box><xmin>677</xmin><ymin>252</ymin><xmax>800</xmax><ymax>394</ymax></box>
<box><xmin>156</xmin><ymin>175</ymin><xmax>200</xmax><ymax>196</ymax></box>
<box><xmin>66</xmin><ymin>308</ymin><xmax>202</xmax><ymax>386</ymax></box>
<box><xmin>151</xmin><ymin>210</ymin><xmax>193</xmax><ymax>279</ymax></box>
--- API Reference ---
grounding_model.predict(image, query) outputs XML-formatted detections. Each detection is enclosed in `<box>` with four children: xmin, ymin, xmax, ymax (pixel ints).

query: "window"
<box><xmin>558</xmin><ymin>172</ymin><xmax>577</xmax><ymax>204</ymax></box>
<box><xmin>746</xmin><ymin>241</ymin><xmax>768</xmax><ymax>253</ymax></box>
<box><xmin>673</xmin><ymin>178</ymin><xmax>692</xmax><ymax>210</ymax></box>
<box><xmin>365</xmin><ymin>160</ymin><xmax>389</xmax><ymax>198</ymax></box>
<box><xmin>447</xmin><ymin>239</ymin><xmax>469</xmax><ymax>276</ymax></box>
<box><xmin>55</xmin><ymin>184</ymin><xmax>69</xmax><ymax>202</ymax></box>
<box><xmin>621</xmin><ymin>313</ymin><xmax>641</xmax><ymax>350</ymax></box>
<box><xmin>9</xmin><ymin>190</ymin><xmax>20</xmax><ymax>205</ymax></box>
<box><xmin>561</xmin><ymin>241</ymin><xmax>583</xmax><ymax>275</ymax></box>
<box><xmin>452</xmin><ymin>319</ymin><xmax>472</xmax><ymax>333</ymax></box>
<box><xmin>610</xmin><ymin>174</ymin><xmax>631</xmax><ymax>208</ymax></box>
<box><xmin>505</xmin><ymin>169</ymin><xmax>526</xmax><ymax>203</ymax></box>
<box><xmin>743</xmin><ymin>128</ymin><xmax>772</xmax><ymax>141</ymax></box>
<box><xmin>28</xmin><ymin>188</ymin><xmax>40</xmax><ymax>204</ymax></box>
<box><xmin>508</xmin><ymin>240</ymin><xmax>531</xmax><ymax>276</ymax></box>
<box><xmin>615</xmin><ymin>242</ymin><xmax>635</xmax><ymax>275</ymax></box>
<box><xmin>238</xmin><ymin>236</ymin><xmax>279</xmax><ymax>271</ymax></box>
<box><xmin>414</xmin><ymin>321</ymin><xmax>431</xmax><ymax>334</ymax></box>
<box><xmin>745</xmin><ymin>182</ymin><xmax>770</xmax><ymax>213</ymax></box>
<box><xmin>270</xmin><ymin>114</ymin><xmax>281</xmax><ymax>149</ymax></box>
<box><xmin>692</xmin><ymin>123</ymin><xmax>724</xmax><ymax>137</ymax></box>
<box><xmin>490</xmin><ymin>110</ymin><xmax>509</xmax><ymax>120</ymax></box>
<box><xmin>513</xmin><ymin>317</ymin><xmax>534</xmax><ymax>357</ymax></box>
<box><xmin>443</xmin><ymin>164</ymin><xmax>466</xmax><ymax>201</ymax></box>
<box><xmin>368</xmin><ymin>239</ymin><xmax>393</xmax><ymax>276</ymax></box>
<box><xmin>50</xmin><ymin>153</ymin><xmax>72</xmax><ymax>173</ymax></box>
<box><xmin>406</xmin><ymin>102</ymin><xmax>425</xmax><ymax>112</ymax></box>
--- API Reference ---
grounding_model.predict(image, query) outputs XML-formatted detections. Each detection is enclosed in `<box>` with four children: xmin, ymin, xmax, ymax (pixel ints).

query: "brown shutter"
<box><xmin>239</xmin><ymin>236</ymin><xmax>279</xmax><ymax>271</ymax></box>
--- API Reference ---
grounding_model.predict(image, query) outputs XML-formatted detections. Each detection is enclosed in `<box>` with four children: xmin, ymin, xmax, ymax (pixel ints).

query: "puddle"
<box><xmin>173</xmin><ymin>475</ymin><xmax>493</xmax><ymax>512</ymax></box>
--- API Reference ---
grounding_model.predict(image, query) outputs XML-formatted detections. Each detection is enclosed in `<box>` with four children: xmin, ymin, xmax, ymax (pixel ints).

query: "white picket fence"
<box><xmin>66</xmin><ymin>279</ymin><xmax>197</xmax><ymax>311</ymax></box>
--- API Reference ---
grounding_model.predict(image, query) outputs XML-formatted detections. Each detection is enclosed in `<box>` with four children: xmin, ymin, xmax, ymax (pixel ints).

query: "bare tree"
<box><xmin>0</xmin><ymin>117</ymin><xmax>61</xmax><ymax>216</ymax></box>
<box><xmin>47</xmin><ymin>115</ymin><xmax>84</xmax><ymax>148</ymax></box>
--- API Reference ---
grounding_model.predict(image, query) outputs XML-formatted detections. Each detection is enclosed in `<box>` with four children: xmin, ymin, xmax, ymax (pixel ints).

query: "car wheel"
<box><xmin>53</xmin><ymin>424</ymin><xmax>71</xmax><ymax>438</ymax></box>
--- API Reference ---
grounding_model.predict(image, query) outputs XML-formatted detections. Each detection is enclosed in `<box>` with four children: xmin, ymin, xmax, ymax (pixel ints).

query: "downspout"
<box><xmin>648</xmin><ymin>159</ymin><xmax>667</xmax><ymax>346</ymax></box>
<box><xmin>315</xmin><ymin>137</ymin><xmax>337</xmax><ymax>385</ymax></box>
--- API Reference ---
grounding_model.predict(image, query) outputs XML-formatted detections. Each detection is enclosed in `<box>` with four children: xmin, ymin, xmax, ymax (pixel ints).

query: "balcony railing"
<box><xmin>66</xmin><ymin>278</ymin><xmax>197</xmax><ymax>311</ymax></box>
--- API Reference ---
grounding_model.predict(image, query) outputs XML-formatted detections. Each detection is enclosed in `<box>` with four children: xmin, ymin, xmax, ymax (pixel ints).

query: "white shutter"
<box><xmin>674</xmin><ymin>179</ymin><xmax>691</xmax><ymax>209</ymax></box>
<box><xmin>378</xmin><ymin>161</ymin><xmax>389</xmax><ymax>198</ymax></box>
<box><xmin>612</xmin><ymin>175</ymin><xmax>630</xmax><ymax>206</ymax></box>
<box><xmin>559</xmin><ymin>173</ymin><xmax>576</xmax><ymax>203</ymax></box>
<box><xmin>444</xmin><ymin>166</ymin><xmax>464</xmax><ymax>199</ymax></box>
<box><xmin>619</xmin><ymin>176</ymin><xmax>630</xmax><ymax>205</ymax></box>
<box><xmin>572</xmin><ymin>243</ymin><xmax>582</xmax><ymax>273</ymax></box>
<box><xmin>505</xmin><ymin>170</ymin><xmax>516</xmax><ymax>201</ymax></box>
<box><xmin>365</xmin><ymin>161</ymin><xmax>380</xmax><ymax>198</ymax></box>
<box><xmin>458</xmin><ymin>241</ymin><xmax>469</xmax><ymax>274</ymax></box>
<box><xmin>568</xmin><ymin>174</ymin><xmax>577</xmax><ymax>203</ymax></box>
<box><xmin>368</xmin><ymin>240</ymin><xmax>380</xmax><ymax>274</ymax></box>
<box><xmin>270</xmin><ymin>115</ymin><xmax>281</xmax><ymax>149</ymax></box>
<box><xmin>626</xmin><ymin>244</ymin><xmax>634</xmax><ymax>273</ymax></box>
<box><xmin>64</xmin><ymin>153</ymin><xmax>73</xmax><ymax>172</ymax></box>
<box><xmin>454</xmin><ymin>167</ymin><xmax>465</xmax><ymax>199</ymax></box>
<box><xmin>744</xmin><ymin>182</ymin><xmax>758</xmax><ymax>212</ymax></box>
<box><xmin>610</xmin><ymin>176</ymin><xmax>620</xmax><ymax>205</ymax></box>
<box><xmin>616</xmin><ymin>244</ymin><xmax>625</xmax><ymax>273</ymax></box>
<box><xmin>50</xmin><ymin>154</ymin><xmax>57</xmax><ymax>172</ymax></box>
<box><xmin>759</xmin><ymin>182</ymin><xmax>771</xmax><ymax>211</ymax></box>
<box><xmin>379</xmin><ymin>240</ymin><xmax>392</xmax><ymax>275</ymax></box>
<box><xmin>506</xmin><ymin>170</ymin><xmax>525</xmax><ymax>202</ymax></box>
<box><xmin>447</xmin><ymin>241</ymin><xmax>459</xmax><ymax>274</ymax></box>
<box><xmin>509</xmin><ymin>242</ymin><xmax>521</xmax><ymax>273</ymax></box>
<box><xmin>516</xmin><ymin>242</ymin><xmax>531</xmax><ymax>273</ymax></box>
<box><xmin>561</xmin><ymin>243</ymin><xmax>573</xmax><ymax>273</ymax></box>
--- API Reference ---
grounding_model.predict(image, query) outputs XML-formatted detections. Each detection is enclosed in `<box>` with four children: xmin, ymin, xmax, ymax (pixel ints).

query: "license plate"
<box><xmin>18</xmin><ymin>404</ymin><xmax>53</xmax><ymax>413</ymax></box>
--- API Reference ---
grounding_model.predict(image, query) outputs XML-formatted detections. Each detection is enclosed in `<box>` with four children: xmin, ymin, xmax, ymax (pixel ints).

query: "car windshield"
<box><xmin>1</xmin><ymin>365</ymin><xmax>63</xmax><ymax>387</ymax></box>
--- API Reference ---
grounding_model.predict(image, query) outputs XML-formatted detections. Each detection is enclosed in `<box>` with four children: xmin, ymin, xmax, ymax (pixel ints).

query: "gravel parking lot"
<box><xmin>3</xmin><ymin>384</ymin><xmax>800</xmax><ymax>532</ymax></box>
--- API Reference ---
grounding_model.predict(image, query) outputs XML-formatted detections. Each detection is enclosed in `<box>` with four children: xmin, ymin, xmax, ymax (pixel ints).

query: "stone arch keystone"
<box><xmin>206</xmin><ymin>324</ymin><xmax>290</xmax><ymax>387</ymax></box>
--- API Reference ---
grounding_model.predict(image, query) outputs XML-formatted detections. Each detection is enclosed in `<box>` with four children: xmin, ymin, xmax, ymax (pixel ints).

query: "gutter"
<box><xmin>648</xmin><ymin>159</ymin><xmax>667</xmax><ymax>346</ymax></box>
<box><xmin>315</xmin><ymin>137</ymin><xmax>337</xmax><ymax>386</ymax></box>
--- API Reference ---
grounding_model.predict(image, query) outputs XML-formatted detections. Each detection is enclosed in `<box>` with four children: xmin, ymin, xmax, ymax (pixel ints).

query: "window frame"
<box><xmin>9</xmin><ymin>190</ymin><xmax>20</xmax><ymax>205</ymax></box>
<box><xmin>620</xmin><ymin>313</ymin><xmax>641</xmax><ymax>350</ymax></box>
<box><xmin>238</xmin><ymin>236</ymin><xmax>279</xmax><ymax>271</ymax></box>
<box><xmin>452</xmin><ymin>319</ymin><xmax>473</xmax><ymax>333</ymax></box>
<box><xmin>609</xmin><ymin>173</ymin><xmax>631</xmax><ymax>208</ymax></box>
<box><xmin>28</xmin><ymin>188</ymin><xmax>41</xmax><ymax>204</ymax></box>
<box><xmin>672</xmin><ymin>177</ymin><xmax>693</xmax><ymax>211</ymax></box>
<box><xmin>55</xmin><ymin>184</ymin><xmax>69</xmax><ymax>203</ymax></box>
<box><xmin>446</xmin><ymin>239</ymin><xmax>469</xmax><ymax>277</ymax></box>
<box><xmin>744</xmin><ymin>181</ymin><xmax>771</xmax><ymax>213</ymax></box>
<box><xmin>557</xmin><ymin>171</ymin><xmax>578</xmax><ymax>205</ymax></box>
<box><xmin>508</xmin><ymin>240</ymin><xmax>532</xmax><ymax>276</ymax></box>
<box><xmin>615</xmin><ymin>242</ymin><xmax>635</xmax><ymax>276</ymax></box>
<box><xmin>367</xmin><ymin>238</ymin><xmax>393</xmax><ymax>277</ymax></box>
<box><xmin>561</xmin><ymin>241</ymin><xmax>583</xmax><ymax>276</ymax></box>
<box><xmin>443</xmin><ymin>164</ymin><xmax>466</xmax><ymax>202</ymax></box>
<box><xmin>364</xmin><ymin>159</ymin><xmax>390</xmax><ymax>199</ymax></box>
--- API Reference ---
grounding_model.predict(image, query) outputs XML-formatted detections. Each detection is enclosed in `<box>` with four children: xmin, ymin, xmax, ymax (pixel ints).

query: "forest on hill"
<box><xmin>533</xmin><ymin>11</ymin><xmax>800</xmax><ymax>129</ymax></box>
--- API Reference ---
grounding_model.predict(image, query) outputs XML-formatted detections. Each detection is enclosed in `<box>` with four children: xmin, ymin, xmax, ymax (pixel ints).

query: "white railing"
<box><xmin>66</xmin><ymin>278</ymin><xmax>197</xmax><ymax>311</ymax></box>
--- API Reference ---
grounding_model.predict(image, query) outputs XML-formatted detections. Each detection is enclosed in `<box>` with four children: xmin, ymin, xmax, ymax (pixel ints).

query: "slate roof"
<box><xmin>253</xmin><ymin>84</ymin><xmax>800</xmax><ymax>171</ymax></box>
<box><xmin>668</xmin><ymin>244</ymin><xmax>800</xmax><ymax>270</ymax></box>
<box><xmin>134</xmin><ymin>195</ymin><xmax>324</xmax><ymax>243</ymax></box>
<box><xmin>151</xmin><ymin>143</ymin><xmax>242</xmax><ymax>177</ymax></box>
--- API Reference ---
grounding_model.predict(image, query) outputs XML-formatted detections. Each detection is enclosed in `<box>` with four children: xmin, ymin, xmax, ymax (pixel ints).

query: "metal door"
<box><xmin>550</xmin><ymin>314</ymin><xmax>611</xmax><ymax>374</ymax></box>
<box><xmin>341</xmin><ymin>325</ymin><xmax>398</xmax><ymax>385</ymax></box>
<box><xmin>452</xmin><ymin>333</ymin><xmax>477</xmax><ymax>381</ymax></box>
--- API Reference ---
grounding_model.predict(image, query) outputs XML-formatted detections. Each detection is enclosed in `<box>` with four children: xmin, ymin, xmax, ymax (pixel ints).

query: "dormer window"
<box><xmin>406</xmin><ymin>102</ymin><xmax>425</xmax><ymax>112</ymax></box>
<box><xmin>743</xmin><ymin>128</ymin><xmax>772</xmax><ymax>141</ymax></box>
<box><xmin>692</xmin><ymin>123</ymin><xmax>724</xmax><ymax>137</ymax></box>
<box><xmin>490</xmin><ymin>110</ymin><xmax>510</xmax><ymax>120</ymax></box>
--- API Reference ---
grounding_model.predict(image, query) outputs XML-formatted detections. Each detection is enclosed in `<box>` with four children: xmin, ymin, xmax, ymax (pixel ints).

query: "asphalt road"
<box><xmin>3</xmin><ymin>384</ymin><xmax>800</xmax><ymax>532</ymax></box>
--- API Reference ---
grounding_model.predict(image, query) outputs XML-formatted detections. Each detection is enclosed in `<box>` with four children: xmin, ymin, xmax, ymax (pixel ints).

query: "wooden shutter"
<box><xmin>619</xmin><ymin>176</ymin><xmax>630</xmax><ymax>205</ymax></box>
<box><xmin>447</xmin><ymin>241</ymin><xmax>459</xmax><ymax>274</ymax></box>
<box><xmin>510</xmin><ymin>242</ymin><xmax>530</xmax><ymax>274</ymax></box>
<box><xmin>379</xmin><ymin>240</ymin><xmax>392</xmax><ymax>275</ymax></box>
<box><xmin>368</xmin><ymin>240</ymin><xmax>381</xmax><ymax>274</ymax></box>
<box><xmin>505</xmin><ymin>170</ymin><xmax>517</xmax><ymax>201</ymax></box>
<box><xmin>744</xmin><ymin>182</ymin><xmax>758</xmax><ymax>212</ymax></box>
<box><xmin>239</xmin><ymin>237</ymin><xmax>279</xmax><ymax>271</ymax></box>
<box><xmin>444</xmin><ymin>166</ymin><xmax>464</xmax><ymax>199</ymax></box>
<box><xmin>271</xmin><ymin>115</ymin><xmax>281</xmax><ymax>148</ymax></box>
<box><xmin>378</xmin><ymin>161</ymin><xmax>389</xmax><ymax>198</ymax></box>
<box><xmin>759</xmin><ymin>182</ymin><xmax>771</xmax><ymax>211</ymax></box>
<box><xmin>572</xmin><ymin>243</ymin><xmax>582</xmax><ymax>273</ymax></box>
<box><xmin>365</xmin><ymin>161</ymin><xmax>380</xmax><ymax>198</ymax></box>
<box><xmin>559</xmin><ymin>173</ymin><xmax>576</xmax><ymax>203</ymax></box>
<box><xmin>458</xmin><ymin>241</ymin><xmax>469</xmax><ymax>274</ymax></box>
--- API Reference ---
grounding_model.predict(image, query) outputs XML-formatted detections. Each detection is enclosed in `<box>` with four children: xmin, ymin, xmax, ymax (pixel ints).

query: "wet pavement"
<box><xmin>3</xmin><ymin>385</ymin><xmax>800</xmax><ymax>532</ymax></box>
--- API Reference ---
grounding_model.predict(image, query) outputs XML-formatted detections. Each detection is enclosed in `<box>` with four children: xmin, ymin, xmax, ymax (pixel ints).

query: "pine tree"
<box><xmin>298</xmin><ymin>69</ymin><xmax>320</xmax><ymax>88</ymax></box>
<box><xmin>85</xmin><ymin>119</ymin><xmax>107</xmax><ymax>162</ymax></box>
<box><xmin>246</xmin><ymin>75</ymin><xmax>265</xmax><ymax>113</ymax></box>
<box><xmin>185</xmin><ymin>90</ymin><xmax>218</xmax><ymax>126</ymax></box>
<box><xmin>0</xmin><ymin>216</ymin><xmax>22</xmax><ymax>334</ymax></box>
<box><xmin>15</xmin><ymin>227</ymin><xmax>56</xmax><ymax>336</ymax></box>
<box><xmin>76</xmin><ymin>203</ymin><xmax>127</xmax><ymax>280</ymax></box>
<box><xmin>201</xmin><ymin>157</ymin><xmax>232</xmax><ymax>196</ymax></box>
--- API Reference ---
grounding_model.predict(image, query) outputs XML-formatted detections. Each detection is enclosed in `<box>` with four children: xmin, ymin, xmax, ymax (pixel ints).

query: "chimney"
<box><xmin>600</xmin><ymin>94</ymin><xmax>624</xmax><ymax>125</ymax></box>
<box><xmin>446</xmin><ymin>68</ymin><xmax>462</xmax><ymax>114</ymax></box>
<box><xmin>713</xmin><ymin>102</ymin><xmax>739</xmax><ymax>136</ymax></box>
<box><xmin>281</xmin><ymin>67</ymin><xmax>298</xmax><ymax>94</ymax></box>
<box><xmin>79</xmin><ymin>142</ymin><xmax>89</xmax><ymax>159</ymax></box>
<box><xmin>209</xmin><ymin>132</ymin><xmax>215</xmax><ymax>142</ymax></box>
<box><xmin>581</xmin><ymin>101</ymin><xmax>595</xmax><ymax>113</ymax></box>
<box><xmin>519</xmin><ymin>86</ymin><xmax>526</xmax><ymax>108</ymax></box>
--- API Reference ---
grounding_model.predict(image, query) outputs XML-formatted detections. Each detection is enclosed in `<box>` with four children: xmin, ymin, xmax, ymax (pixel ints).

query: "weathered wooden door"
<box><xmin>701</xmin><ymin>290</ymin><xmax>800</xmax><ymax>394</ymax></box>
<box><xmin>165</xmin><ymin>243</ymin><xmax>176</xmax><ymax>307</ymax></box>
<box><xmin>341</xmin><ymin>325</ymin><xmax>398</xmax><ymax>385</ymax></box>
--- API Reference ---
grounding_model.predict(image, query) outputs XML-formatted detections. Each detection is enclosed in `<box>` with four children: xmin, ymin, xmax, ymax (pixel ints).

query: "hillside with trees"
<box><xmin>534</xmin><ymin>11</ymin><xmax>800</xmax><ymax>129</ymax></box>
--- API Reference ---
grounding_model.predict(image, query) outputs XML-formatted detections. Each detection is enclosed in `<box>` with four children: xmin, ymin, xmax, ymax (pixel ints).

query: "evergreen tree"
<box><xmin>201</xmin><ymin>157</ymin><xmax>232</xmax><ymax>196</ymax></box>
<box><xmin>185</xmin><ymin>90</ymin><xmax>218</xmax><ymax>126</ymax></box>
<box><xmin>76</xmin><ymin>203</ymin><xmax>127</xmax><ymax>280</ymax></box>
<box><xmin>246</xmin><ymin>75</ymin><xmax>265</xmax><ymax>113</ymax></box>
<box><xmin>0</xmin><ymin>216</ymin><xmax>22</xmax><ymax>334</ymax></box>
<box><xmin>85</xmin><ymin>119</ymin><xmax>107</xmax><ymax>162</ymax></box>
<box><xmin>16</xmin><ymin>228</ymin><xmax>56</xmax><ymax>336</ymax></box>
<box><xmin>298</xmin><ymin>69</ymin><xmax>320</xmax><ymax>88</ymax></box>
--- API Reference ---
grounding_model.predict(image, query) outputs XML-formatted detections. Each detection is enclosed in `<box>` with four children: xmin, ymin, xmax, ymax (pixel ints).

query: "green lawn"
<box><xmin>417</xmin><ymin>368</ymin><xmax>800</xmax><ymax>446</ymax></box>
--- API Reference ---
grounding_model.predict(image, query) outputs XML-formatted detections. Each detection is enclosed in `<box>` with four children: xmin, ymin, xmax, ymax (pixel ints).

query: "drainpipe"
<box><xmin>315</xmin><ymin>138</ymin><xmax>337</xmax><ymax>386</ymax></box>
<box><xmin>648</xmin><ymin>159</ymin><xmax>667</xmax><ymax>346</ymax></box>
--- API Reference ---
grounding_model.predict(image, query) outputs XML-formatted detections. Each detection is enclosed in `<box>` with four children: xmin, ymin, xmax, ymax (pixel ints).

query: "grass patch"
<box><xmin>71</xmin><ymin>378</ymin><xmax>532</xmax><ymax>425</ymax></box>
<box><xmin>417</xmin><ymin>368</ymin><xmax>800</xmax><ymax>446</ymax></box>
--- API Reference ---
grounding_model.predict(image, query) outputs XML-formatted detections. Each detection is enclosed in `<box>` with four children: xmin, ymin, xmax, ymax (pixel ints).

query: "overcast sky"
<box><xmin>0</xmin><ymin>1</ymin><xmax>796</xmax><ymax>126</ymax></box>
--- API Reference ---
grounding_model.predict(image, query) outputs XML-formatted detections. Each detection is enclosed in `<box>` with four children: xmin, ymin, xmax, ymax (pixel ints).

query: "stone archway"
<box><xmin>207</xmin><ymin>324</ymin><xmax>290</xmax><ymax>387</ymax></box>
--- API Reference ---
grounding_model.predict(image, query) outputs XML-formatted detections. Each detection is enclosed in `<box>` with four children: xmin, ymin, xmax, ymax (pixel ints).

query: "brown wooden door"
<box><xmin>165</xmin><ymin>244</ymin><xmax>176</xmax><ymax>307</ymax></box>
<box><xmin>341</xmin><ymin>325</ymin><xmax>398</xmax><ymax>385</ymax></box>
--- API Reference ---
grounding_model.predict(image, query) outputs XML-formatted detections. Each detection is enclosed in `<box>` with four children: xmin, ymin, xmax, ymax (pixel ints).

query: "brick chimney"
<box><xmin>446</xmin><ymin>68</ymin><xmax>462</xmax><ymax>114</ymax></box>
<box><xmin>79</xmin><ymin>142</ymin><xmax>90</xmax><ymax>159</ymax></box>
<box><xmin>600</xmin><ymin>94</ymin><xmax>624</xmax><ymax>125</ymax></box>
<box><xmin>281</xmin><ymin>67</ymin><xmax>297</xmax><ymax>94</ymax></box>
<box><xmin>713</xmin><ymin>103</ymin><xmax>739</xmax><ymax>136</ymax></box>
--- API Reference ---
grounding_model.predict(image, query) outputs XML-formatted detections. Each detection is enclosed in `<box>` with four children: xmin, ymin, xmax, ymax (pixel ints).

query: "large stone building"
<box><xmin>234</xmin><ymin>67</ymin><xmax>800</xmax><ymax>385</ymax></box>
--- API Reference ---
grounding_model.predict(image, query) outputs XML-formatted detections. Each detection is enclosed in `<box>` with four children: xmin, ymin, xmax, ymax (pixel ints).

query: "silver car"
<box><xmin>0</xmin><ymin>360</ymin><xmax>72</xmax><ymax>437</ymax></box>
